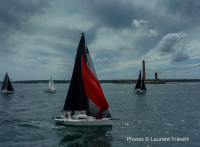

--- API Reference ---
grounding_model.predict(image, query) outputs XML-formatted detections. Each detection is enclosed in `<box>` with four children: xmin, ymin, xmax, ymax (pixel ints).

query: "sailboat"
<box><xmin>54</xmin><ymin>33</ymin><xmax>112</xmax><ymax>126</ymax></box>
<box><xmin>1</xmin><ymin>73</ymin><xmax>14</xmax><ymax>94</ymax></box>
<box><xmin>44</xmin><ymin>75</ymin><xmax>56</xmax><ymax>93</ymax></box>
<box><xmin>131</xmin><ymin>69</ymin><xmax>147</xmax><ymax>93</ymax></box>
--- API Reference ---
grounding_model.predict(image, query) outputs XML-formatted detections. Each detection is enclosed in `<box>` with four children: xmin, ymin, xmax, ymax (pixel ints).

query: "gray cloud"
<box><xmin>143</xmin><ymin>29</ymin><xmax>158</xmax><ymax>37</ymax></box>
<box><xmin>157</xmin><ymin>30</ymin><xmax>187</xmax><ymax>54</ymax></box>
<box><xmin>131</xmin><ymin>20</ymin><xmax>148</xmax><ymax>27</ymax></box>
<box><xmin>171</xmin><ymin>51</ymin><xmax>189</xmax><ymax>63</ymax></box>
<box><xmin>0</xmin><ymin>0</ymin><xmax>50</xmax><ymax>32</ymax></box>
<box><xmin>165</xmin><ymin>63</ymin><xmax>200</xmax><ymax>70</ymax></box>
<box><xmin>95</xmin><ymin>57</ymin><xmax>109</xmax><ymax>63</ymax></box>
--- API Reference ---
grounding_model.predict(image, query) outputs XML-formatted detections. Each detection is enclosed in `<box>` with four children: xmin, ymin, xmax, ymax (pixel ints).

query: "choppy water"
<box><xmin>0</xmin><ymin>83</ymin><xmax>200</xmax><ymax>147</ymax></box>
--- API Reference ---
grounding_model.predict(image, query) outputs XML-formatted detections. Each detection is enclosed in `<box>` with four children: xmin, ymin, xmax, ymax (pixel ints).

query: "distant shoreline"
<box><xmin>1</xmin><ymin>80</ymin><xmax>200</xmax><ymax>84</ymax></box>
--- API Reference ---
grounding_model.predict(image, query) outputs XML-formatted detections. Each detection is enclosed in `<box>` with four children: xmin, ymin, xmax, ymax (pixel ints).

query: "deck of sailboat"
<box><xmin>1</xmin><ymin>90</ymin><xmax>14</xmax><ymax>94</ymax></box>
<box><xmin>44</xmin><ymin>89</ymin><xmax>56</xmax><ymax>93</ymax></box>
<box><xmin>131</xmin><ymin>89</ymin><xmax>147</xmax><ymax>93</ymax></box>
<box><xmin>54</xmin><ymin>115</ymin><xmax>112</xmax><ymax>126</ymax></box>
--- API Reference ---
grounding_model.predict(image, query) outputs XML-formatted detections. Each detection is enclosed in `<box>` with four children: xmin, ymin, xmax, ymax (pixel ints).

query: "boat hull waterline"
<box><xmin>131</xmin><ymin>89</ymin><xmax>146</xmax><ymax>93</ymax></box>
<box><xmin>54</xmin><ymin>115</ymin><xmax>112</xmax><ymax>126</ymax></box>
<box><xmin>1</xmin><ymin>90</ymin><xmax>14</xmax><ymax>94</ymax></box>
<box><xmin>44</xmin><ymin>89</ymin><xmax>56</xmax><ymax>93</ymax></box>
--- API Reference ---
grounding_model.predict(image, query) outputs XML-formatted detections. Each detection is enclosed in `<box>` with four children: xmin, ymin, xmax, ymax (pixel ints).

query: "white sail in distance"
<box><xmin>48</xmin><ymin>75</ymin><xmax>56</xmax><ymax>90</ymax></box>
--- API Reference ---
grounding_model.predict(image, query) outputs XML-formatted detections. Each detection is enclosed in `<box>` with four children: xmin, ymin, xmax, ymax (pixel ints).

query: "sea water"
<box><xmin>0</xmin><ymin>83</ymin><xmax>200</xmax><ymax>147</ymax></box>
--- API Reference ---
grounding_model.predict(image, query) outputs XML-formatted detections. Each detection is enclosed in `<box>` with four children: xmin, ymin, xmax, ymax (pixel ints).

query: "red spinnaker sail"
<box><xmin>81</xmin><ymin>56</ymin><xmax>109</xmax><ymax>110</ymax></box>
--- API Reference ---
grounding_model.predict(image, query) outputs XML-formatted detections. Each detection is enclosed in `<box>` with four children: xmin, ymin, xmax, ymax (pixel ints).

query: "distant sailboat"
<box><xmin>131</xmin><ymin>69</ymin><xmax>146</xmax><ymax>93</ymax></box>
<box><xmin>1</xmin><ymin>73</ymin><xmax>14</xmax><ymax>94</ymax></box>
<box><xmin>54</xmin><ymin>33</ymin><xmax>112</xmax><ymax>126</ymax></box>
<box><xmin>44</xmin><ymin>75</ymin><xmax>56</xmax><ymax>93</ymax></box>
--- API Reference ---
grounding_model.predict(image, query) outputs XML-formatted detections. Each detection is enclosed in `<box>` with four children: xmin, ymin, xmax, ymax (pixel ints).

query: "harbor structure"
<box><xmin>142</xmin><ymin>60</ymin><xmax>145</xmax><ymax>80</ymax></box>
<box><xmin>155</xmin><ymin>72</ymin><xmax>158</xmax><ymax>81</ymax></box>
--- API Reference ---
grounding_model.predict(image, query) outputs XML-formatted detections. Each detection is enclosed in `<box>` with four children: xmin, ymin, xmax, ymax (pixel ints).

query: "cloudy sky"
<box><xmin>0</xmin><ymin>0</ymin><xmax>200</xmax><ymax>81</ymax></box>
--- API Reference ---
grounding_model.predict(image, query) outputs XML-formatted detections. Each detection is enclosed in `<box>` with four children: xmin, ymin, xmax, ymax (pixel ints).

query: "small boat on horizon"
<box><xmin>54</xmin><ymin>33</ymin><xmax>112</xmax><ymax>126</ymax></box>
<box><xmin>44</xmin><ymin>75</ymin><xmax>56</xmax><ymax>93</ymax></box>
<box><xmin>131</xmin><ymin>69</ymin><xmax>147</xmax><ymax>93</ymax></box>
<box><xmin>1</xmin><ymin>73</ymin><xmax>14</xmax><ymax>94</ymax></box>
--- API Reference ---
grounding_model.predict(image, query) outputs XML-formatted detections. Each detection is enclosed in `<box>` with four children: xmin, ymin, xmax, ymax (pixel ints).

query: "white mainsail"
<box><xmin>51</xmin><ymin>78</ymin><xmax>56</xmax><ymax>90</ymax></box>
<box><xmin>48</xmin><ymin>75</ymin><xmax>56</xmax><ymax>90</ymax></box>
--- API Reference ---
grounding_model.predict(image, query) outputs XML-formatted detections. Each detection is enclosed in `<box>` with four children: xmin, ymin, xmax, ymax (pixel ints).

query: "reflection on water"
<box><xmin>58</xmin><ymin>125</ymin><xmax>113</xmax><ymax>147</ymax></box>
<box><xmin>135</xmin><ymin>93</ymin><xmax>148</xmax><ymax>114</ymax></box>
<box><xmin>60</xmin><ymin>134</ymin><xmax>82</xmax><ymax>143</ymax></box>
